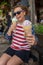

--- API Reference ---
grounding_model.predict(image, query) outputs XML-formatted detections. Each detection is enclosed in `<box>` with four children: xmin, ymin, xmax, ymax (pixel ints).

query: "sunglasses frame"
<box><xmin>13</xmin><ymin>10</ymin><xmax>23</xmax><ymax>16</ymax></box>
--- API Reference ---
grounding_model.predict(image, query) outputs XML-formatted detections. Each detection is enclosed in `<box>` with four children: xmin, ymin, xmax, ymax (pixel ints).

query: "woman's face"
<box><xmin>14</xmin><ymin>7</ymin><xmax>26</xmax><ymax>22</ymax></box>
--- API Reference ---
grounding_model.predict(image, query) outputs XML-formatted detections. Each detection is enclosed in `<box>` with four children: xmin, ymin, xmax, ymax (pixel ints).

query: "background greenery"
<box><xmin>34</xmin><ymin>24</ymin><xmax>43</xmax><ymax>34</ymax></box>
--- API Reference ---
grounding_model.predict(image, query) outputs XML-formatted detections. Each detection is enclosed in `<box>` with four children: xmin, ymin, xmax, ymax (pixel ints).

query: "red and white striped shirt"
<box><xmin>10</xmin><ymin>20</ymin><xmax>31</xmax><ymax>50</ymax></box>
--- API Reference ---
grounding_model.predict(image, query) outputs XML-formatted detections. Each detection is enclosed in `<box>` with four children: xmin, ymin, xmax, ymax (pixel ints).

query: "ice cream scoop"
<box><xmin>12</xmin><ymin>16</ymin><xmax>18</xmax><ymax>24</ymax></box>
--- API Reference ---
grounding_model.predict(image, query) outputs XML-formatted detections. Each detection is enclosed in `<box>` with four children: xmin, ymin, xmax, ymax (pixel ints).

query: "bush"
<box><xmin>34</xmin><ymin>24</ymin><xmax>43</xmax><ymax>34</ymax></box>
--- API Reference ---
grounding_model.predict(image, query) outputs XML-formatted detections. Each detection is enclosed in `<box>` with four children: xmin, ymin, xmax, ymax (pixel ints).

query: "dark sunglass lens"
<box><xmin>13</xmin><ymin>11</ymin><xmax>22</xmax><ymax>16</ymax></box>
<box><xmin>17</xmin><ymin>11</ymin><xmax>21</xmax><ymax>14</ymax></box>
<box><xmin>13</xmin><ymin>13</ymin><xmax>16</xmax><ymax>16</ymax></box>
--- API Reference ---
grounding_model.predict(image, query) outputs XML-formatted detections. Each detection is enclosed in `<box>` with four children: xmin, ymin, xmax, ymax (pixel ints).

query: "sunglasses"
<box><xmin>13</xmin><ymin>10</ymin><xmax>23</xmax><ymax>16</ymax></box>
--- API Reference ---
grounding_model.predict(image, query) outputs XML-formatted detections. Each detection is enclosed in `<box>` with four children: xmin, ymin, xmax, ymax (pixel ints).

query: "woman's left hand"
<box><xmin>26</xmin><ymin>34</ymin><xmax>37</xmax><ymax>46</ymax></box>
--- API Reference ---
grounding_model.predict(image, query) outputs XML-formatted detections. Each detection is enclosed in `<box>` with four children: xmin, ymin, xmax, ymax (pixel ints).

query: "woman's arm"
<box><xmin>4</xmin><ymin>23</ymin><xmax>16</xmax><ymax>41</ymax></box>
<box><xmin>7</xmin><ymin>23</ymin><xmax>16</xmax><ymax>36</ymax></box>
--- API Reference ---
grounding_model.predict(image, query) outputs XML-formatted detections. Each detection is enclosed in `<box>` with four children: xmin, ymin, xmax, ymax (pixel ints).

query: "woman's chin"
<box><xmin>18</xmin><ymin>19</ymin><xmax>22</xmax><ymax>22</ymax></box>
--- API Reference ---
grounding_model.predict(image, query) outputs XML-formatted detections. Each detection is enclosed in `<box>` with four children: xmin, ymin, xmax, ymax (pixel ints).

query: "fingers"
<box><xmin>26</xmin><ymin>34</ymin><xmax>35</xmax><ymax>45</ymax></box>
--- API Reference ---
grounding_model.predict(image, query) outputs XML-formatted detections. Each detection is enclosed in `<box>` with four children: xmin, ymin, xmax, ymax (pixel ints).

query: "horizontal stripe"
<box><xmin>10</xmin><ymin>44</ymin><xmax>30</xmax><ymax>50</ymax></box>
<box><xmin>17</xmin><ymin>24</ymin><xmax>23</xmax><ymax>28</ymax></box>
<box><xmin>12</xmin><ymin>32</ymin><xmax>25</xmax><ymax>38</ymax></box>
<box><xmin>12</xmin><ymin>41</ymin><xmax>31</xmax><ymax>48</ymax></box>
<box><xmin>16</xmin><ymin>28</ymin><xmax>24</xmax><ymax>32</ymax></box>
<box><xmin>15</xmin><ymin>29</ymin><xmax>24</xmax><ymax>34</ymax></box>
<box><xmin>13</xmin><ymin>36</ymin><xmax>26</xmax><ymax>41</ymax></box>
<box><xmin>15</xmin><ymin>32</ymin><xmax>24</xmax><ymax>36</ymax></box>
<box><xmin>12</xmin><ymin>40</ymin><xmax>28</xmax><ymax>46</ymax></box>
<box><xmin>12</xmin><ymin>40</ymin><xmax>24</xmax><ymax>44</ymax></box>
<box><xmin>14</xmin><ymin>33</ymin><xmax>25</xmax><ymax>38</ymax></box>
<box><xmin>12</xmin><ymin>41</ymin><xmax>22</xmax><ymax>45</ymax></box>
<box><xmin>12</xmin><ymin>37</ymin><xmax>26</xmax><ymax>42</ymax></box>
<box><xmin>15</xmin><ymin>30</ymin><xmax>24</xmax><ymax>34</ymax></box>
<box><xmin>10</xmin><ymin>45</ymin><xmax>20</xmax><ymax>50</ymax></box>
<box><xmin>12</xmin><ymin>43</ymin><xmax>21</xmax><ymax>48</ymax></box>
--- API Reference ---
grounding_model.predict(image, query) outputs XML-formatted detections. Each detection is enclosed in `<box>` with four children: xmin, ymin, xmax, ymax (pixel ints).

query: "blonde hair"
<box><xmin>13</xmin><ymin>5</ymin><xmax>29</xmax><ymax>15</ymax></box>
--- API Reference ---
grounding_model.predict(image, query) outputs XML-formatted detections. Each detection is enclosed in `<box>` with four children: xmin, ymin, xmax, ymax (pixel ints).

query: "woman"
<box><xmin>0</xmin><ymin>5</ymin><xmax>36</xmax><ymax>65</ymax></box>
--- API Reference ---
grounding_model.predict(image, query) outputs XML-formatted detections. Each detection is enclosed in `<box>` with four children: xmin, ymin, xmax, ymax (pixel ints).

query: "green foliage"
<box><xmin>0</xmin><ymin>1</ymin><xmax>10</xmax><ymax>8</ymax></box>
<box><xmin>1</xmin><ymin>2</ymin><xmax>7</xmax><ymax>5</ymax></box>
<box><xmin>34</xmin><ymin>24</ymin><xmax>43</xmax><ymax>34</ymax></box>
<box><xmin>0</xmin><ymin>10</ymin><xmax>2</xmax><ymax>15</ymax></box>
